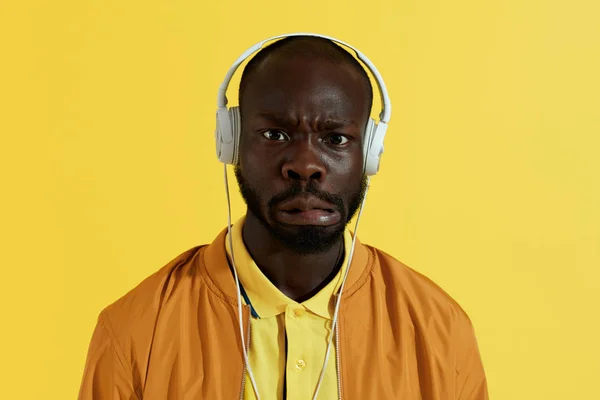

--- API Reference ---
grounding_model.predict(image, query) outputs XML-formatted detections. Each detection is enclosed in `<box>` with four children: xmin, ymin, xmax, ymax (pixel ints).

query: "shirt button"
<box><xmin>295</xmin><ymin>359</ymin><xmax>306</xmax><ymax>370</ymax></box>
<box><xmin>293</xmin><ymin>309</ymin><xmax>304</xmax><ymax>318</ymax></box>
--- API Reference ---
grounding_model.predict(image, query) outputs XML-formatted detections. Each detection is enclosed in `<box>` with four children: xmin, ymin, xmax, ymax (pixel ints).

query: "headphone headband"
<box><xmin>217</xmin><ymin>32</ymin><xmax>391</xmax><ymax>124</ymax></box>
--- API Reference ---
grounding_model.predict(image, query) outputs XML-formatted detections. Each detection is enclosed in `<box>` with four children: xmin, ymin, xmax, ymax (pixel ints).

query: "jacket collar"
<box><xmin>202</xmin><ymin>225</ymin><xmax>373</xmax><ymax>304</ymax></box>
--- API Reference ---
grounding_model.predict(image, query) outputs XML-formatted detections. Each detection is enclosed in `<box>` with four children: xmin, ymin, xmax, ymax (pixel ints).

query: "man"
<box><xmin>79</xmin><ymin>34</ymin><xmax>488</xmax><ymax>399</ymax></box>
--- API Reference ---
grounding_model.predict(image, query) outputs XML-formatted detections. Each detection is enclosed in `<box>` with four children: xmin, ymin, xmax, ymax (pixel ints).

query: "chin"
<box><xmin>269</xmin><ymin>219</ymin><xmax>346</xmax><ymax>255</ymax></box>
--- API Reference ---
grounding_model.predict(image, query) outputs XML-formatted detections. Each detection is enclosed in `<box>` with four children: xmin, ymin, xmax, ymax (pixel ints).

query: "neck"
<box><xmin>241</xmin><ymin>211</ymin><xmax>344</xmax><ymax>302</ymax></box>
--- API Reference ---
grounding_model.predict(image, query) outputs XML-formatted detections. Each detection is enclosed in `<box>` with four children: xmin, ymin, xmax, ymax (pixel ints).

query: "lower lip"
<box><xmin>276</xmin><ymin>209</ymin><xmax>341</xmax><ymax>226</ymax></box>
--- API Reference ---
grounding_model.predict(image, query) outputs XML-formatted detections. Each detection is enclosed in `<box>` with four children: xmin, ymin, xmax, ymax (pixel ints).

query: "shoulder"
<box><xmin>99</xmin><ymin>245</ymin><xmax>207</xmax><ymax>343</ymax></box>
<box><xmin>367</xmin><ymin>245</ymin><xmax>473</xmax><ymax>327</ymax></box>
<box><xmin>79</xmin><ymin>246</ymin><xmax>208</xmax><ymax>395</ymax></box>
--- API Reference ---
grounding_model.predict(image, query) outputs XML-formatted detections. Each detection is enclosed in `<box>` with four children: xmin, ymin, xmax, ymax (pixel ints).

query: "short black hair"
<box><xmin>238</xmin><ymin>36</ymin><xmax>373</xmax><ymax>111</ymax></box>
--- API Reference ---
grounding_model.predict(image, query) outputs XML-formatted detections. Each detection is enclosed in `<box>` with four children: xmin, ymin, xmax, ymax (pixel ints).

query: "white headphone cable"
<box><xmin>312</xmin><ymin>176</ymin><xmax>370</xmax><ymax>400</ymax></box>
<box><xmin>224</xmin><ymin>164</ymin><xmax>261</xmax><ymax>400</ymax></box>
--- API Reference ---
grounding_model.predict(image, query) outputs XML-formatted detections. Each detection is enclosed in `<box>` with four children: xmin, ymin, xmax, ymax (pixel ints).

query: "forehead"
<box><xmin>240</xmin><ymin>56</ymin><xmax>371</xmax><ymax>121</ymax></box>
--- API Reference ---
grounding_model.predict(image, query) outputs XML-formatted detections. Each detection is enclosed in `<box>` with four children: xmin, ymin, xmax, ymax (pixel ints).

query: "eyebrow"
<box><xmin>256</xmin><ymin>113</ymin><xmax>356</xmax><ymax>129</ymax></box>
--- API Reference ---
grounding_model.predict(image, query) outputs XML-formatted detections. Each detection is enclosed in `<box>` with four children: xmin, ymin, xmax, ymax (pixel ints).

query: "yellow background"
<box><xmin>1</xmin><ymin>0</ymin><xmax>598</xmax><ymax>398</ymax></box>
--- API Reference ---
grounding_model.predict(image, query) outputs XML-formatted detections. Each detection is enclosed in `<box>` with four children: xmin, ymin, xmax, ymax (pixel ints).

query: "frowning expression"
<box><xmin>235</xmin><ymin>54</ymin><xmax>371</xmax><ymax>253</ymax></box>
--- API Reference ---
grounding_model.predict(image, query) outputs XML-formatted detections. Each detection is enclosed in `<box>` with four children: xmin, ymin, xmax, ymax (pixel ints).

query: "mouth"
<box><xmin>275</xmin><ymin>195</ymin><xmax>341</xmax><ymax>226</ymax></box>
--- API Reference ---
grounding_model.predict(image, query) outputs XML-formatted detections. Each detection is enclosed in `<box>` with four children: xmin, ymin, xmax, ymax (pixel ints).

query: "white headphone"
<box><xmin>215</xmin><ymin>32</ymin><xmax>392</xmax><ymax>175</ymax></box>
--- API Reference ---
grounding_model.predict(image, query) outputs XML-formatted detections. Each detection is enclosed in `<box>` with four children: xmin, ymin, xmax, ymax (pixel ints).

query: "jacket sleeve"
<box><xmin>454</xmin><ymin>314</ymin><xmax>489</xmax><ymax>400</ymax></box>
<box><xmin>78</xmin><ymin>311</ymin><xmax>140</xmax><ymax>400</ymax></box>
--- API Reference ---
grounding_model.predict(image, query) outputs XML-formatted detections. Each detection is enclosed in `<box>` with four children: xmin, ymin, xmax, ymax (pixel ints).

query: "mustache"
<box><xmin>268</xmin><ymin>181</ymin><xmax>345</xmax><ymax>213</ymax></box>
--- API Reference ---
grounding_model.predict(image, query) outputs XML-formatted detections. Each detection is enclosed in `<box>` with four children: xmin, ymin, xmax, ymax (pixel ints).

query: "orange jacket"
<box><xmin>78</xmin><ymin>228</ymin><xmax>488</xmax><ymax>399</ymax></box>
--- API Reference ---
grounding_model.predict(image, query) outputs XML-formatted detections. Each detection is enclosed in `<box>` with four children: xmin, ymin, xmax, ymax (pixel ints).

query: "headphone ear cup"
<box><xmin>229</xmin><ymin>107</ymin><xmax>241</xmax><ymax>165</ymax></box>
<box><xmin>215</xmin><ymin>106</ymin><xmax>241</xmax><ymax>164</ymax></box>
<box><xmin>216</xmin><ymin>107</ymin><xmax>232</xmax><ymax>164</ymax></box>
<box><xmin>363</xmin><ymin>119</ymin><xmax>377</xmax><ymax>175</ymax></box>
<box><xmin>364</xmin><ymin>120</ymin><xmax>388</xmax><ymax>176</ymax></box>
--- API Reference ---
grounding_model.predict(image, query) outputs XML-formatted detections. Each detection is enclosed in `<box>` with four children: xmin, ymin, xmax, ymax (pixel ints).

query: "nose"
<box><xmin>281</xmin><ymin>139</ymin><xmax>326</xmax><ymax>183</ymax></box>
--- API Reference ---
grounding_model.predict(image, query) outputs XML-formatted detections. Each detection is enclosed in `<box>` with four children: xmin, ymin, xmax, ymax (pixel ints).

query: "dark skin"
<box><xmin>237</xmin><ymin>54</ymin><xmax>371</xmax><ymax>301</ymax></box>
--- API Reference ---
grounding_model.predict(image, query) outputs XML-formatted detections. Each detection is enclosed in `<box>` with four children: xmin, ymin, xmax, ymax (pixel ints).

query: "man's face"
<box><xmin>236</xmin><ymin>55</ymin><xmax>371</xmax><ymax>254</ymax></box>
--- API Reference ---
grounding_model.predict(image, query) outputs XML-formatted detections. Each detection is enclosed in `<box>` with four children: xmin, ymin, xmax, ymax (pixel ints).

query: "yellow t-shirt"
<box><xmin>225</xmin><ymin>216</ymin><xmax>351</xmax><ymax>400</ymax></box>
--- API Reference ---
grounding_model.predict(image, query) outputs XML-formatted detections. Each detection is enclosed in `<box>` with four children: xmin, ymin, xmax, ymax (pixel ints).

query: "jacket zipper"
<box><xmin>335</xmin><ymin>325</ymin><xmax>342</xmax><ymax>400</ymax></box>
<box><xmin>239</xmin><ymin>313</ymin><xmax>252</xmax><ymax>400</ymax></box>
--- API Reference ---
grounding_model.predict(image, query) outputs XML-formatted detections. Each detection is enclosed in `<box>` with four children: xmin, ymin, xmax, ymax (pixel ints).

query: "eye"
<box><xmin>325</xmin><ymin>134</ymin><xmax>350</xmax><ymax>146</ymax></box>
<box><xmin>262</xmin><ymin>130</ymin><xmax>289</xmax><ymax>141</ymax></box>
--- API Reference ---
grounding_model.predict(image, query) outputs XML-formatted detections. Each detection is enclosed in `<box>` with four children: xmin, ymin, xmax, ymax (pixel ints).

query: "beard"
<box><xmin>234</xmin><ymin>165</ymin><xmax>368</xmax><ymax>255</ymax></box>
